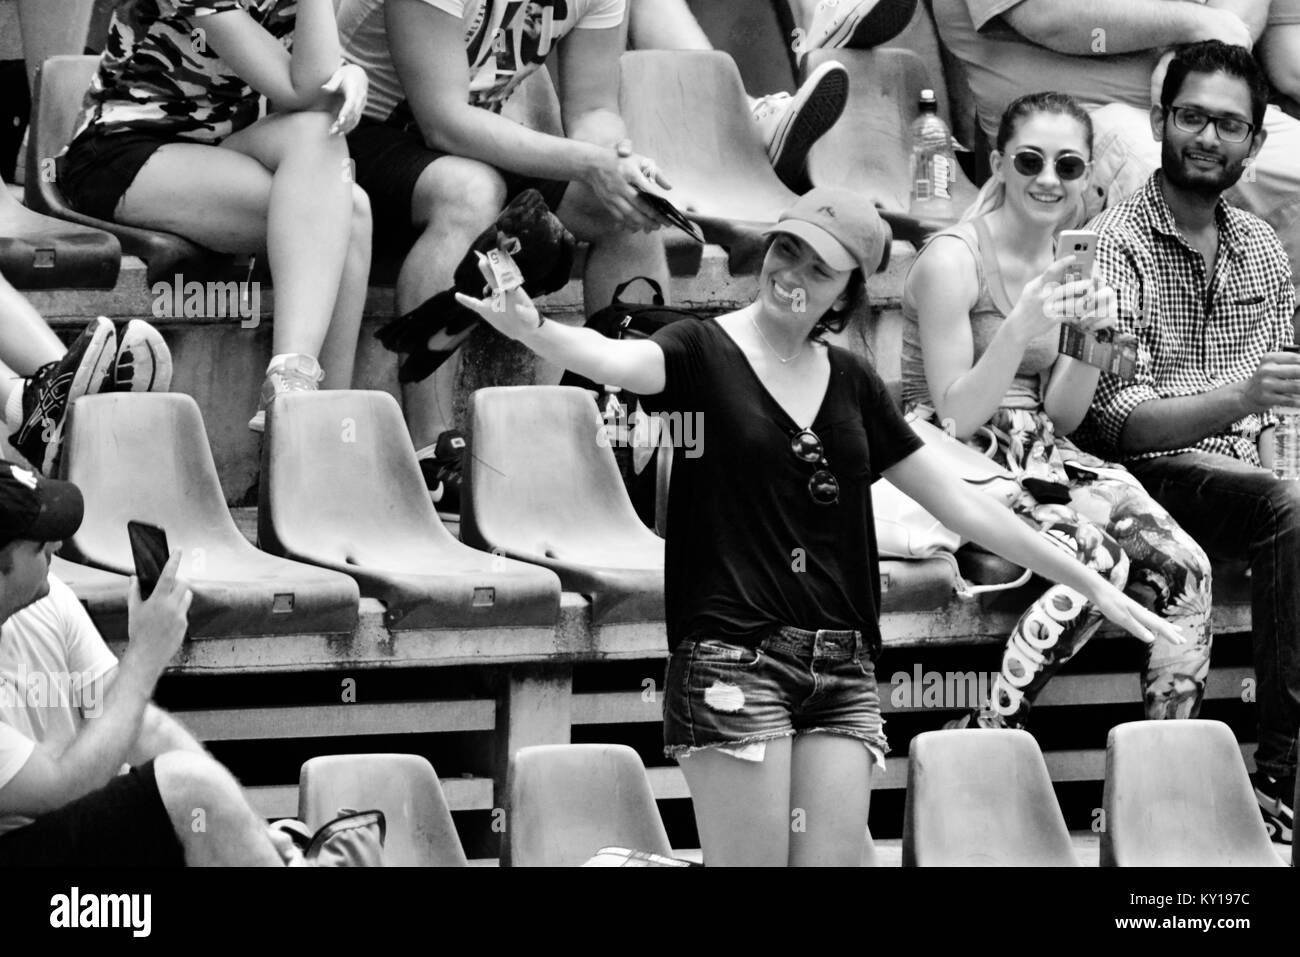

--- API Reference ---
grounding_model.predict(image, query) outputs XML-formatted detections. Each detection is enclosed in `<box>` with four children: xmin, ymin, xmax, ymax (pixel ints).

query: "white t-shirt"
<box><xmin>339</xmin><ymin>0</ymin><xmax>625</xmax><ymax>121</ymax></box>
<box><xmin>0</xmin><ymin>575</ymin><xmax>119</xmax><ymax>836</ymax></box>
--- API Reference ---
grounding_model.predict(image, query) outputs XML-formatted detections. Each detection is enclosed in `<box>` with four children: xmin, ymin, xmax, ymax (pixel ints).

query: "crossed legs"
<box><xmin>114</xmin><ymin>110</ymin><xmax>371</xmax><ymax>391</ymax></box>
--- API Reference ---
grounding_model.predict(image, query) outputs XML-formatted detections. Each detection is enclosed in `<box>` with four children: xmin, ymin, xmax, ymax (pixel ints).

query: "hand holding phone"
<box><xmin>634</xmin><ymin>188</ymin><xmax>704</xmax><ymax>244</ymax></box>
<box><xmin>124</xmin><ymin>526</ymin><xmax>191</xmax><ymax>674</ymax></box>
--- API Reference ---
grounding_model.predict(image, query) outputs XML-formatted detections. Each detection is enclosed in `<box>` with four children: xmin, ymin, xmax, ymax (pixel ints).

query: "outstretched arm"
<box><xmin>455</xmin><ymin>286</ymin><xmax>666</xmax><ymax>395</ymax></box>
<box><xmin>885</xmin><ymin>443</ymin><xmax>1184</xmax><ymax>645</ymax></box>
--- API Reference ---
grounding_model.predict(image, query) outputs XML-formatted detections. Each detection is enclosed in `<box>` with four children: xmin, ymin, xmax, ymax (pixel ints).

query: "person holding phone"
<box><xmin>454</xmin><ymin>186</ymin><xmax>1184</xmax><ymax>867</ymax></box>
<box><xmin>0</xmin><ymin>463</ymin><xmax>297</xmax><ymax>865</ymax></box>
<box><xmin>902</xmin><ymin>91</ymin><xmax>1213</xmax><ymax>735</ymax></box>
<box><xmin>58</xmin><ymin>0</ymin><xmax>372</xmax><ymax>432</ymax></box>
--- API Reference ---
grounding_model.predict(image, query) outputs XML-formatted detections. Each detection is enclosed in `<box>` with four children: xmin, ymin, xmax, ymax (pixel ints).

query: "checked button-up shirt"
<box><xmin>1077</xmin><ymin>171</ymin><xmax>1296</xmax><ymax>466</ymax></box>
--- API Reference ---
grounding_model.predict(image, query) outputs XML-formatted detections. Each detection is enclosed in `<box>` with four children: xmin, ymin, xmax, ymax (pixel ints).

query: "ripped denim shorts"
<box><xmin>662</xmin><ymin>626</ymin><xmax>888</xmax><ymax>766</ymax></box>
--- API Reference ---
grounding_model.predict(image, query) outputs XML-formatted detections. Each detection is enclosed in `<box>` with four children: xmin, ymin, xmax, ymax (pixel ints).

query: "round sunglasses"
<box><xmin>1010</xmin><ymin>148</ymin><xmax>1089</xmax><ymax>182</ymax></box>
<box><xmin>790</xmin><ymin>428</ymin><xmax>840</xmax><ymax>506</ymax></box>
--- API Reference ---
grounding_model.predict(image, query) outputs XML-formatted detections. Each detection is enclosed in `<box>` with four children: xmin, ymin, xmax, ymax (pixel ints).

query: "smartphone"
<box><xmin>634</xmin><ymin>188</ymin><xmax>705</xmax><ymax>244</ymax></box>
<box><xmin>127</xmin><ymin>521</ymin><xmax>170</xmax><ymax>600</ymax></box>
<box><xmin>1057</xmin><ymin>229</ymin><xmax>1098</xmax><ymax>283</ymax></box>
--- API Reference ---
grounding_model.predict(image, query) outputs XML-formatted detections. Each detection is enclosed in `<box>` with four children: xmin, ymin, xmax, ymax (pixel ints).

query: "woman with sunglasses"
<box><xmin>902</xmin><ymin>92</ymin><xmax>1212</xmax><ymax>735</ymax></box>
<box><xmin>456</xmin><ymin>185</ymin><xmax>1181</xmax><ymax>866</ymax></box>
<box><xmin>59</xmin><ymin>0</ymin><xmax>371</xmax><ymax>430</ymax></box>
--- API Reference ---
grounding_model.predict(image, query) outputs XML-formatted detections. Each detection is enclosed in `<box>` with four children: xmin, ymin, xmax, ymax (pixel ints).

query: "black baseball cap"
<box><xmin>0</xmin><ymin>461</ymin><xmax>84</xmax><ymax>548</ymax></box>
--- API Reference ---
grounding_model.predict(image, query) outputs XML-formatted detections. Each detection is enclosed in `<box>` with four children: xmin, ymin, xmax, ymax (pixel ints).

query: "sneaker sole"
<box><xmin>811</xmin><ymin>0</ymin><xmax>918</xmax><ymax>51</ymax></box>
<box><xmin>45</xmin><ymin>319</ymin><xmax>117</xmax><ymax>473</ymax></box>
<box><xmin>769</xmin><ymin>63</ymin><xmax>849</xmax><ymax>189</ymax></box>
<box><xmin>114</xmin><ymin>320</ymin><xmax>173</xmax><ymax>393</ymax></box>
<box><xmin>68</xmin><ymin>317</ymin><xmax>118</xmax><ymax>405</ymax></box>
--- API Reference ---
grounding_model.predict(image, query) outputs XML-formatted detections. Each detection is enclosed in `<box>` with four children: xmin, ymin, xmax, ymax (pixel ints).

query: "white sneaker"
<box><xmin>751</xmin><ymin>60</ymin><xmax>849</xmax><ymax>189</ymax></box>
<box><xmin>248</xmin><ymin>353</ymin><xmax>323</xmax><ymax>433</ymax></box>
<box><xmin>803</xmin><ymin>0</ymin><xmax>918</xmax><ymax>52</ymax></box>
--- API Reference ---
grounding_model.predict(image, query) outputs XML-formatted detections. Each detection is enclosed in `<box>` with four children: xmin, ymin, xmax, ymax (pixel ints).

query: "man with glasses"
<box><xmin>933</xmin><ymin>0</ymin><xmax>1300</xmax><ymax>301</ymax></box>
<box><xmin>1078</xmin><ymin>41</ymin><xmax>1298</xmax><ymax>845</ymax></box>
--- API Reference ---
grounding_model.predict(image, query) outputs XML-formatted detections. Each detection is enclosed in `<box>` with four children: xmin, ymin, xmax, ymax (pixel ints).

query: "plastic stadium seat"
<box><xmin>0</xmin><ymin>178</ymin><xmax>119</xmax><ymax>289</ymax></box>
<box><xmin>1101</xmin><ymin>720</ymin><xmax>1284</xmax><ymax>866</ymax></box>
<box><xmin>24</xmin><ymin>56</ymin><xmax>235</xmax><ymax>286</ymax></box>
<box><xmin>51</xmin><ymin>556</ymin><xmax>129</xmax><ymax>643</ymax></box>
<box><xmin>618</xmin><ymin>49</ymin><xmax>933</xmax><ymax>271</ymax></box>
<box><xmin>504</xmin><ymin>744</ymin><xmax>672</xmax><ymax>867</ymax></box>
<box><xmin>902</xmin><ymin>729</ymin><xmax>1077</xmax><ymax>866</ymax></box>
<box><xmin>461</xmin><ymin>386</ymin><xmax>664</xmax><ymax>625</ymax></box>
<box><xmin>259</xmin><ymin>391</ymin><xmax>560</xmax><ymax>630</ymax></box>
<box><xmin>805</xmin><ymin>48</ymin><xmax>977</xmax><ymax>216</ymax></box>
<box><xmin>299</xmin><ymin>754</ymin><xmax>468</xmax><ymax>867</ymax></box>
<box><xmin>59</xmin><ymin>393</ymin><xmax>360</xmax><ymax>639</ymax></box>
<box><xmin>617</xmin><ymin>49</ymin><xmax>802</xmax><ymax>273</ymax></box>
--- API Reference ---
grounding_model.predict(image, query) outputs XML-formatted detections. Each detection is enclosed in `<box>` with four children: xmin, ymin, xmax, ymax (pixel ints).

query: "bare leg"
<box><xmin>154</xmin><ymin>751</ymin><xmax>282</xmax><ymax>866</ymax></box>
<box><xmin>0</xmin><ymin>269</ymin><xmax>64</xmax><ymax>373</ymax></box>
<box><xmin>627</xmin><ymin>0</ymin><xmax>713</xmax><ymax>49</ymax></box>
<box><xmin>116</xmin><ymin>111</ymin><xmax>363</xmax><ymax>366</ymax></box>
<box><xmin>678</xmin><ymin>737</ymin><xmax>793</xmax><ymax>866</ymax></box>
<box><xmin>399</xmin><ymin>157</ymin><xmax>506</xmax><ymax>447</ymax></box>
<box><xmin>555</xmin><ymin>184</ymin><xmax>668</xmax><ymax>317</ymax></box>
<box><xmin>0</xmin><ymin>357</ymin><xmax>20</xmax><ymax>417</ymax></box>
<box><xmin>315</xmin><ymin>185</ymin><xmax>372</xmax><ymax>390</ymax></box>
<box><xmin>788</xmin><ymin>733</ymin><xmax>872</xmax><ymax>866</ymax></box>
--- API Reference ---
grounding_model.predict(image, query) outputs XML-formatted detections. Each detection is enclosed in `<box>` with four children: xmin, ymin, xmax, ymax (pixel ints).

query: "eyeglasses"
<box><xmin>1010</xmin><ymin>148</ymin><xmax>1090</xmax><ymax>182</ymax></box>
<box><xmin>790</xmin><ymin>428</ymin><xmax>840</xmax><ymax>506</ymax></box>
<box><xmin>1168</xmin><ymin>105</ymin><xmax>1255</xmax><ymax>144</ymax></box>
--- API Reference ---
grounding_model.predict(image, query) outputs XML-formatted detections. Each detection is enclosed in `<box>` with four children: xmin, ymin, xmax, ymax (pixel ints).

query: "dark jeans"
<box><xmin>1128</xmin><ymin>451</ymin><xmax>1300</xmax><ymax>777</ymax></box>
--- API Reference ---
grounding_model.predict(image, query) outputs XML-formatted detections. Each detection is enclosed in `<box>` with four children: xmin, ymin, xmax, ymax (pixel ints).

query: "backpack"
<box><xmin>559</xmin><ymin>277</ymin><xmax>705</xmax><ymax>526</ymax></box>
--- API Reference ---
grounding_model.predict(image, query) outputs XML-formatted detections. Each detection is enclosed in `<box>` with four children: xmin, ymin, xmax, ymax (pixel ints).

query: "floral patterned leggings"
<box><xmin>964</xmin><ymin>411</ymin><xmax>1213</xmax><ymax>728</ymax></box>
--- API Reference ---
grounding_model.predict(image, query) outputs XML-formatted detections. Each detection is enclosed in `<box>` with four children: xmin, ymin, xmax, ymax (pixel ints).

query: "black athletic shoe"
<box><xmin>418</xmin><ymin>429</ymin><xmax>466</xmax><ymax>513</ymax></box>
<box><xmin>8</xmin><ymin>317</ymin><xmax>116</xmax><ymax>474</ymax></box>
<box><xmin>1253</xmin><ymin>770</ymin><xmax>1294</xmax><ymax>845</ymax></box>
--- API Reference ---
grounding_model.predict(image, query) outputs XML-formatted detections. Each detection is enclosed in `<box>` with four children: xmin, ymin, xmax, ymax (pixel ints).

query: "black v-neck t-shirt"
<box><xmin>640</xmin><ymin>318</ymin><xmax>923</xmax><ymax>659</ymax></box>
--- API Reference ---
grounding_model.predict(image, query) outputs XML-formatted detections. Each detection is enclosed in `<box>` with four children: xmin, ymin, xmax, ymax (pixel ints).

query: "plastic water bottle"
<box><xmin>1274</xmin><ymin>345</ymin><xmax>1300</xmax><ymax>480</ymax></box>
<box><xmin>909</xmin><ymin>89</ymin><xmax>957</xmax><ymax>222</ymax></box>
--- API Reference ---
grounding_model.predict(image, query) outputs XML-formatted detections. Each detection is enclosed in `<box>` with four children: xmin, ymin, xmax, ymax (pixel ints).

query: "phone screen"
<box><xmin>127</xmin><ymin>521</ymin><xmax>169</xmax><ymax>600</ymax></box>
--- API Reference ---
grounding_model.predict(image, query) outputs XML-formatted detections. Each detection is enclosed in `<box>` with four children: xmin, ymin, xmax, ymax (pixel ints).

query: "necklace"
<box><xmin>750</xmin><ymin>314</ymin><xmax>804</xmax><ymax>364</ymax></box>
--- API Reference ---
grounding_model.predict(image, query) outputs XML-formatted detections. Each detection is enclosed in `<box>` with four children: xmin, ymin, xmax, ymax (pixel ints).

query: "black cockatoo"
<box><xmin>374</xmin><ymin>188</ymin><xmax>576</xmax><ymax>382</ymax></box>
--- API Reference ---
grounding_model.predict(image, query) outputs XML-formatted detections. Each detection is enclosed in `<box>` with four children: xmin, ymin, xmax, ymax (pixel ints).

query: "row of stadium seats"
<box><xmin>50</xmin><ymin>381</ymin><xmax>1254</xmax><ymax>647</ymax></box>
<box><xmin>51</xmin><ymin>387</ymin><xmax>663</xmax><ymax>640</ymax></box>
<box><xmin>4</xmin><ymin>45</ymin><xmax>972</xmax><ymax>290</ymax></box>
<box><xmin>303</xmin><ymin>719</ymin><xmax>1295</xmax><ymax>866</ymax></box>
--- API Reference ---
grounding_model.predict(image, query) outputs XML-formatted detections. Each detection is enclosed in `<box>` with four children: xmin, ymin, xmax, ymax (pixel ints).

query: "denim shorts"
<box><xmin>663</xmin><ymin>626</ymin><xmax>889</xmax><ymax>765</ymax></box>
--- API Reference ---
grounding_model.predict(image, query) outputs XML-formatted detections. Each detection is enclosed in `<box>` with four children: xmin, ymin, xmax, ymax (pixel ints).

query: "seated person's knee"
<box><xmin>413</xmin><ymin>158</ymin><xmax>506</xmax><ymax>230</ymax></box>
<box><xmin>153</xmin><ymin>750</ymin><xmax>235</xmax><ymax>805</ymax></box>
<box><xmin>1265</xmin><ymin>476</ymin><xmax>1300</xmax><ymax>530</ymax></box>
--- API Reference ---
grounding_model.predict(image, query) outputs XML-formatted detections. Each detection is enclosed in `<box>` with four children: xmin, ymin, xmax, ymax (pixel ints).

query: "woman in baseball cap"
<box><xmin>457</xmin><ymin>186</ymin><xmax>1182</xmax><ymax>867</ymax></box>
